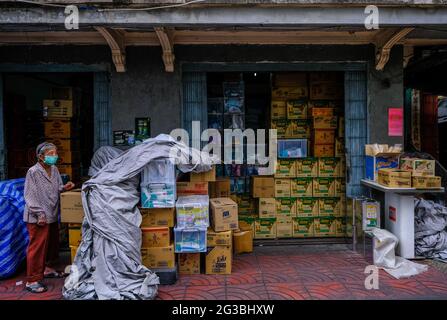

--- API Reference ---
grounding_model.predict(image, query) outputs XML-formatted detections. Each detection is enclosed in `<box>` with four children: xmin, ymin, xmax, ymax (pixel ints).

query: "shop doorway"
<box><xmin>2</xmin><ymin>73</ymin><xmax>94</xmax><ymax>183</ymax></box>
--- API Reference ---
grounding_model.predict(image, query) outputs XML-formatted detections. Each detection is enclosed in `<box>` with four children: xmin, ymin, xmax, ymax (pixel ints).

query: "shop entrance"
<box><xmin>2</xmin><ymin>72</ymin><xmax>94</xmax><ymax>183</ymax></box>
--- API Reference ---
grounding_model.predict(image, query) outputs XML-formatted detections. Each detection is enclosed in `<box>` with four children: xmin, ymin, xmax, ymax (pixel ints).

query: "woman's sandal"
<box><xmin>25</xmin><ymin>282</ymin><xmax>48</xmax><ymax>293</ymax></box>
<box><xmin>44</xmin><ymin>271</ymin><xmax>65</xmax><ymax>278</ymax></box>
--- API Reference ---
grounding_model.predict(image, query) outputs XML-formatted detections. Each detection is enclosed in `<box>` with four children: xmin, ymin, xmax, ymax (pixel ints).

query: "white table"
<box><xmin>361</xmin><ymin>179</ymin><xmax>444</xmax><ymax>259</ymax></box>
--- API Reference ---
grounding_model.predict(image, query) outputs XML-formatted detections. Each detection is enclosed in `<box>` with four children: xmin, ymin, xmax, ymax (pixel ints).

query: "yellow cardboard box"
<box><xmin>276</xmin><ymin>216</ymin><xmax>293</xmax><ymax>238</ymax></box>
<box><xmin>207</xmin><ymin>229</ymin><xmax>233</xmax><ymax>247</ymax></box>
<box><xmin>318</xmin><ymin>157</ymin><xmax>341</xmax><ymax>177</ymax></box>
<box><xmin>238</xmin><ymin>216</ymin><xmax>256</xmax><ymax>239</ymax></box>
<box><xmin>399</xmin><ymin>158</ymin><xmax>436</xmax><ymax>177</ymax></box>
<box><xmin>43</xmin><ymin>99</ymin><xmax>74</xmax><ymax>118</ymax></box>
<box><xmin>275</xmin><ymin>159</ymin><xmax>297</xmax><ymax>178</ymax></box>
<box><xmin>70</xmin><ymin>245</ymin><xmax>78</xmax><ymax>263</ymax></box>
<box><xmin>314</xmin><ymin>217</ymin><xmax>337</xmax><ymax>237</ymax></box>
<box><xmin>296</xmin><ymin>197</ymin><xmax>319</xmax><ymax>217</ymax></box>
<box><xmin>313</xmin><ymin>178</ymin><xmax>336</xmax><ymax>197</ymax></box>
<box><xmin>271</xmin><ymin>101</ymin><xmax>287</xmax><ymax>119</ymax></box>
<box><xmin>209</xmin><ymin>178</ymin><xmax>231</xmax><ymax>198</ymax></box>
<box><xmin>335</xmin><ymin>178</ymin><xmax>346</xmax><ymax>197</ymax></box>
<box><xmin>291</xmin><ymin>178</ymin><xmax>313</xmax><ymax>197</ymax></box>
<box><xmin>44</xmin><ymin>119</ymin><xmax>76</xmax><ymax>139</ymax></box>
<box><xmin>206</xmin><ymin>245</ymin><xmax>232</xmax><ymax>275</ymax></box>
<box><xmin>254</xmin><ymin>218</ymin><xmax>277</xmax><ymax>239</ymax></box>
<box><xmin>312</xmin><ymin>116</ymin><xmax>338</xmax><ymax>129</ymax></box>
<box><xmin>312</xmin><ymin>129</ymin><xmax>336</xmax><ymax>145</ymax></box>
<box><xmin>273</xmin><ymin>73</ymin><xmax>307</xmax><ymax>87</ymax></box>
<box><xmin>60</xmin><ymin>190</ymin><xmax>84</xmax><ymax>223</ymax></box>
<box><xmin>335</xmin><ymin>137</ymin><xmax>345</xmax><ymax>157</ymax></box>
<box><xmin>286</xmin><ymin>100</ymin><xmax>308</xmax><ymax>119</ymax></box>
<box><xmin>141</xmin><ymin>227</ymin><xmax>170</xmax><ymax>248</ymax></box>
<box><xmin>275</xmin><ymin>198</ymin><xmax>297</xmax><ymax>217</ymax></box>
<box><xmin>178</xmin><ymin>253</ymin><xmax>201</xmax><ymax>275</ymax></box>
<box><xmin>285</xmin><ymin>120</ymin><xmax>310</xmax><ymax>139</ymax></box>
<box><xmin>412</xmin><ymin>176</ymin><xmax>442</xmax><ymax>189</ymax></box>
<box><xmin>318</xmin><ymin>197</ymin><xmax>341</xmax><ymax>217</ymax></box>
<box><xmin>338</xmin><ymin>117</ymin><xmax>345</xmax><ymax>137</ymax></box>
<box><xmin>190</xmin><ymin>166</ymin><xmax>216</xmax><ymax>182</ymax></box>
<box><xmin>141</xmin><ymin>244</ymin><xmax>175</xmax><ymax>269</ymax></box>
<box><xmin>258</xmin><ymin>198</ymin><xmax>276</xmax><ymax>218</ymax></box>
<box><xmin>210</xmin><ymin>197</ymin><xmax>239</xmax><ymax>232</ymax></box>
<box><xmin>292</xmin><ymin>217</ymin><xmax>315</xmax><ymax>238</ymax></box>
<box><xmin>312</xmin><ymin>144</ymin><xmax>335</xmax><ymax>157</ymax></box>
<box><xmin>296</xmin><ymin>158</ymin><xmax>318</xmax><ymax>177</ymax></box>
<box><xmin>335</xmin><ymin>217</ymin><xmax>347</xmax><ymax>237</ymax></box>
<box><xmin>140</xmin><ymin>208</ymin><xmax>175</xmax><ymax>228</ymax></box>
<box><xmin>233</xmin><ymin>230</ymin><xmax>253</xmax><ymax>254</ymax></box>
<box><xmin>378</xmin><ymin>169</ymin><xmax>412</xmax><ymax>188</ymax></box>
<box><xmin>68</xmin><ymin>223</ymin><xmax>82</xmax><ymax>247</ymax></box>
<box><xmin>310</xmin><ymin>107</ymin><xmax>335</xmax><ymax>117</ymax></box>
<box><xmin>176</xmin><ymin>181</ymin><xmax>209</xmax><ymax>196</ymax></box>
<box><xmin>310</xmin><ymin>82</ymin><xmax>343</xmax><ymax>100</ymax></box>
<box><xmin>271</xmin><ymin>86</ymin><xmax>308</xmax><ymax>100</ymax></box>
<box><xmin>274</xmin><ymin>179</ymin><xmax>291</xmax><ymax>198</ymax></box>
<box><xmin>252</xmin><ymin>177</ymin><xmax>275</xmax><ymax>198</ymax></box>
<box><xmin>270</xmin><ymin>119</ymin><xmax>288</xmax><ymax>138</ymax></box>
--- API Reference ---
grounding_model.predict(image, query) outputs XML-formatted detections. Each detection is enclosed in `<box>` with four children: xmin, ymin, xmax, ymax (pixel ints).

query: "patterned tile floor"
<box><xmin>1</xmin><ymin>244</ymin><xmax>447</xmax><ymax>300</ymax></box>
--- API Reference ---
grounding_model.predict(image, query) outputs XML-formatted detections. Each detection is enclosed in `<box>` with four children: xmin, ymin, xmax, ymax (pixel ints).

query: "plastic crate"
<box><xmin>278</xmin><ymin>139</ymin><xmax>308</xmax><ymax>159</ymax></box>
<box><xmin>174</xmin><ymin>227</ymin><xmax>207</xmax><ymax>253</ymax></box>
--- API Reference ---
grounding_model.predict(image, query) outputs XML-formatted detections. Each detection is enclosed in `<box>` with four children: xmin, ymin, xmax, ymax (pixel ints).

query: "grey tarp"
<box><xmin>62</xmin><ymin>134</ymin><xmax>217</xmax><ymax>300</ymax></box>
<box><xmin>88</xmin><ymin>146</ymin><xmax>124</xmax><ymax>177</ymax></box>
<box><xmin>415</xmin><ymin>199</ymin><xmax>447</xmax><ymax>261</ymax></box>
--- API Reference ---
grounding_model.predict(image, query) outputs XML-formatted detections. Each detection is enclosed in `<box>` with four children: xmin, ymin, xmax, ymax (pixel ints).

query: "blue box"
<box><xmin>365</xmin><ymin>153</ymin><xmax>400</xmax><ymax>181</ymax></box>
<box><xmin>174</xmin><ymin>227</ymin><xmax>207</xmax><ymax>253</ymax></box>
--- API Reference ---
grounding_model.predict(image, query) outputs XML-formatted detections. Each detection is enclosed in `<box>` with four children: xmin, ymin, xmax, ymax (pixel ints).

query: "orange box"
<box><xmin>141</xmin><ymin>227</ymin><xmax>170</xmax><ymax>248</ymax></box>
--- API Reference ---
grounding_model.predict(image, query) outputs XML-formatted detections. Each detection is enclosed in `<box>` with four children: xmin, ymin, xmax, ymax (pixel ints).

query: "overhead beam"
<box><xmin>95</xmin><ymin>26</ymin><xmax>126</xmax><ymax>72</ymax></box>
<box><xmin>154</xmin><ymin>27</ymin><xmax>175</xmax><ymax>72</ymax></box>
<box><xmin>374</xmin><ymin>27</ymin><xmax>414</xmax><ymax>71</ymax></box>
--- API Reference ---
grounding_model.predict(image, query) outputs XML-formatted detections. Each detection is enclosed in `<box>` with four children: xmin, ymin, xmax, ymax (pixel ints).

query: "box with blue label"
<box><xmin>365</xmin><ymin>153</ymin><xmax>400</xmax><ymax>181</ymax></box>
<box><xmin>174</xmin><ymin>227</ymin><xmax>207</xmax><ymax>253</ymax></box>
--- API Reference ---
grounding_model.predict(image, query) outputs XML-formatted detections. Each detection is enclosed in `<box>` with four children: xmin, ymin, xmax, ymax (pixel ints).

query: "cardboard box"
<box><xmin>43</xmin><ymin>99</ymin><xmax>74</xmax><ymax>118</ymax></box>
<box><xmin>318</xmin><ymin>157</ymin><xmax>341</xmax><ymax>177</ymax></box>
<box><xmin>254</xmin><ymin>218</ymin><xmax>277</xmax><ymax>239</ymax></box>
<box><xmin>70</xmin><ymin>245</ymin><xmax>78</xmax><ymax>263</ymax></box>
<box><xmin>339</xmin><ymin>157</ymin><xmax>346</xmax><ymax>177</ymax></box>
<box><xmin>314</xmin><ymin>217</ymin><xmax>337</xmax><ymax>237</ymax></box>
<box><xmin>68</xmin><ymin>223</ymin><xmax>82</xmax><ymax>247</ymax></box>
<box><xmin>57</xmin><ymin>150</ymin><xmax>80</xmax><ymax>164</ymax></box>
<box><xmin>238</xmin><ymin>216</ymin><xmax>256</xmax><ymax>239</ymax></box>
<box><xmin>296</xmin><ymin>197</ymin><xmax>319</xmax><ymax>217</ymax></box>
<box><xmin>285</xmin><ymin>120</ymin><xmax>310</xmax><ymax>139</ymax></box>
<box><xmin>365</xmin><ymin>152</ymin><xmax>400</xmax><ymax>181</ymax></box>
<box><xmin>50</xmin><ymin>87</ymin><xmax>75</xmax><ymax>100</ymax></box>
<box><xmin>270</xmin><ymin>119</ymin><xmax>288</xmax><ymax>138</ymax></box>
<box><xmin>286</xmin><ymin>100</ymin><xmax>308</xmax><ymax>119</ymax></box>
<box><xmin>335</xmin><ymin>217</ymin><xmax>347</xmax><ymax>237</ymax></box>
<box><xmin>313</xmin><ymin>178</ymin><xmax>336</xmax><ymax>197</ymax></box>
<box><xmin>178</xmin><ymin>253</ymin><xmax>201</xmax><ymax>275</ymax></box>
<box><xmin>296</xmin><ymin>158</ymin><xmax>318</xmax><ymax>177</ymax></box>
<box><xmin>312</xmin><ymin>144</ymin><xmax>335</xmax><ymax>157</ymax></box>
<box><xmin>60</xmin><ymin>190</ymin><xmax>84</xmax><ymax>223</ymax></box>
<box><xmin>273</xmin><ymin>73</ymin><xmax>307</xmax><ymax>87</ymax></box>
<box><xmin>412</xmin><ymin>176</ymin><xmax>442</xmax><ymax>189</ymax></box>
<box><xmin>292</xmin><ymin>217</ymin><xmax>314</xmax><ymax>238</ymax></box>
<box><xmin>274</xmin><ymin>179</ymin><xmax>291</xmax><ymax>197</ymax></box>
<box><xmin>176</xmin><ymin>181</ymin><xmax>208</xmax><ymax>196</ymax></box>
<box><xmin>399</xmin><ymin>158</ymin><xmax>436</xmax><ymax>177</ymax></box>
<box><xmin>205</xmin><ymin>246</ymin><xmax>232</xmax><ymax>275</ymax></box>
<box><xmin>310</xmin><ymin>82</ymin><xmax>343</xmax><ymax>100</ymax></box>
<box><xmin>318</xmin><ymin>197</ymin><xmax>341</xmax><ymax>217</ymax></box>
<box><xmin>377</xmin><ymin>169</ymin><xmax>412</xmax><ymax>188</ymax></box>
<box><xmin>309</xmin><ymin>72</ymin><xmax>343</xmax><ymax>83</ymax></box>
<box><xmin>338</xmin><ymin>117</ymin><xmax>345</xmax><ymax>137</ymax></box>
<box><xmin>190</xmin><ymin>166</ymin><xmax>216</xmax><ymax>182</ymax></box>
<box><xmin>312</xmin><ymin>129</ymin><xmax>335</xmax><ymax>145</ymax></box>
<box><xmin>141</xmin><ymin>244</ymin><xmax>175</xmax><ymax>269</ymax></box>
<box><xmin>271</xmin><ymin>100</ymin><xmax>287</xmax><ymax>119</ymax></box>
<box><xmin>252</xmin><ymin>177</ymin><xmax>275</xmax><ymax>198</ymax></box>
<box><xmin>258</xmin><ymin>198</ymin><xmax>276</xmax><ymax>218</ymax></box>
<box><xmin>209</xmin><ymin>178</ymin><xmax>231</xmax><ymax>198</ymax></box>
<box><xmin>271</xmin><ymin>86</ymin><xmax>308</xmax><ymax>100</ymax></box>
<box><xmin>233</xmin><ymin>230</ymin><xmax>253</xmax><ymax>254</ymax></box>
<box><xmin>210</xmin><ymin>198</ymin><xmax>239</xmax><ymax>232</ymax></box>
<box><xmin>46</xmin><ymin>138</ymin><xmax>80</xmax><ymax>151</ymax></box>
<box><xmin>140</xmin><ymin>208</ymin><xmax>175</xmax><ymax>228</ymax></box>
<box><xmin>335</xmin><ymin>178</ymin><xmax>346</xmax><ymax>197</ymax></box>
<box><xmin>291</xmin><ymin>178</ymin><xmax>313</xmax><ymax>197</ymax></box>
<box><xmin>312</xmin><ymin>116</ymin><xmax>338</xmax><ymax>129</ymax></box>
<box><xmin>141</xmin><ymin>227</ymin><xmax>170</xmax><ymax>248</ymax></box>
<box><xmin>276</xmin><ymin>216</ymin><xmax>293</xmax><ymax>238</ymax></box>
<box><xmin>44</xmin><ymin>119</ymin><xmax>75</xmax><ymax>138</ymax></box>
<box><xmin>275</xmin><ymin>198</ymin><xmax>297</xmax><ymax>217</ymax></box>
<box><xmin>335</xmin><ymin>137</ymin><xmax>345</xmax><ymax>157</ymax></box>
<box><xmin>275</xmin><ymin>159</ymin><xmax>297</xmax><ymax>178</ymax></box>
<box><xmin>207</xmin><ymin>229</ymin><xmax>232</xmax><ymax>246</ymax></box>
<box><xmin>310</xmin><ymin>107</ymin><xmax>335</xmax><ymax>117</ymax></box>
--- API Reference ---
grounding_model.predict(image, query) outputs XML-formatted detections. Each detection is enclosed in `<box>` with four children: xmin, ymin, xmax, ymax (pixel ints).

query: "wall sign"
<box><xmin>388</xmin><ymin>108</ymin><xmax>403</xmax><ymax>137</ymax></box>
<box><xmin>389</xmin><ymin>206</ymin><xmax>397</xmax><ymax>222</ymax></box>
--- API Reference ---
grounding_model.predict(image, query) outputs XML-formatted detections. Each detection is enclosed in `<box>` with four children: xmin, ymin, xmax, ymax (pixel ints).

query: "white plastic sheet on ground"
<box><xmin>371</xmin><ymin>228</ymin><xmax>428</xmax><ymax>279</ymax></box>
<box><xmin>62</xmin><ymin>134</ymin><xmax>218</xmax><ymax>300</ymax></box>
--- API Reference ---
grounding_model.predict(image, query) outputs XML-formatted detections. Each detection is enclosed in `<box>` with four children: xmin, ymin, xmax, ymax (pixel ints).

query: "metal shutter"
<box><xmin>94</xmin><ymin>72</ymin><xmax>111</xmax><ymax>150</ymax></box>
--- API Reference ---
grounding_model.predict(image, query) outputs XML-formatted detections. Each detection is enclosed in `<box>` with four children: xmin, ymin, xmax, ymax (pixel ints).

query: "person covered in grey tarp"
<box><xmin>63</xmin><ymin>134</ymin><xmax>217</xmax><ymax>300</ymax></box>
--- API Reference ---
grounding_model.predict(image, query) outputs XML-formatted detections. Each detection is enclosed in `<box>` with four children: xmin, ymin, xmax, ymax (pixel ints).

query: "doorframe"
<box><xmin>0</xmin><ymin>63</ymin><xmax>111</xmax><ymax>180</ymax></box>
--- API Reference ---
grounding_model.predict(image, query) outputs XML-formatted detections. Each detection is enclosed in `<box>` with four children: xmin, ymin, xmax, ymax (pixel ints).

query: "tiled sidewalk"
<box><xmin>2</xmin><ymin>245</ymin><xmax>447</xmax><ymax>300</ymax></box>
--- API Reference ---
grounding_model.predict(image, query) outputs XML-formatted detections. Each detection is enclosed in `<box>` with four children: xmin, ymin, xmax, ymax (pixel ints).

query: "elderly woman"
<box><xmin>23</xmin><ymin>142</ymin><xmax>75</xmax><ymax>293</ymax></box>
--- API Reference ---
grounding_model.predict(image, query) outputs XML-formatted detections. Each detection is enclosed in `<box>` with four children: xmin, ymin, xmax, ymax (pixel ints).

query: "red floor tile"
<box><xmin>184</xmin><ymin>286</ymin><xmax>226</xmax><ymax>300</ymax></box>
<box><xmin>226</xmin><ymin>284</ymin><xmax>269</xmax><ymax>300</ymax></box>
<box><xmin>305</xmin><ymin>282</ymin><xmax>351</xmax><ymax>300</ymax></box>
<box><xmin>418</xmin><ymin>280</ymin><xmax>447</xmax><ymax>296</ymax></box>
<box><xmin>157</xmin><ymin>286</ymin><xmax>186</xmax><ymax>300</ymax></box>
<box><xmin>226</xmin><ymin>272</ymin><xmax>263</xmax><ymax>285</ymax></box>
<box><xmin>344</xmin><ymin>282</ymin><xmax>388</xmax><ymax>300</ymax></box>
<box><xmin>295</xmin><ymin>267</ymin><xmax>337</xmax><ymax>283</ymax></box>
<box><xmin>266</xmin><ymin>283</ymin><xmax>311</xmax><ymax>300</ymax></box>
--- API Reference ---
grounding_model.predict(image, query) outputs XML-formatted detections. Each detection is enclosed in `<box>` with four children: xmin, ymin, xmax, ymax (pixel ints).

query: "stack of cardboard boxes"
<box><xmin>60</xmin><ymin>190</ymin><xmax>84</xmax><ymax>261</ymax></box>
<box><xmin>43</xmin><ymin>87</ymin><xmax>81</xmax><ymax>183</ymax></box>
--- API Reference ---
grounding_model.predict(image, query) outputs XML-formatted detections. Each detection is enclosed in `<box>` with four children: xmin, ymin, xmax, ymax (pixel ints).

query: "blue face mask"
<box><xmin>44</xmin><ymin>155</ymin><xmax>58</xmax><ymax>166</ymax></box>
